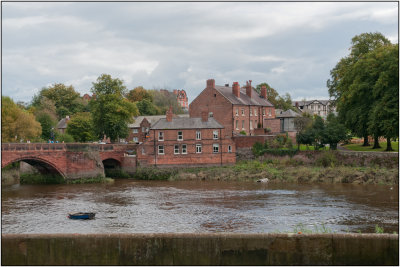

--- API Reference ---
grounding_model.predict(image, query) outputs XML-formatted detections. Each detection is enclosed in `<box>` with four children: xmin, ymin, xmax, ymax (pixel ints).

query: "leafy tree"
<box><xmin>327</xmin><ymin>32</ymin><xmax>391</xmax><ymax>146</ymax></box>
<box><xmin>311</xmin><ymin>115</ymin><xmax>325</xmax><ymax>150</ymax></box>
<box><xmin>2</xmin><ymin>96</ymin><xmax>41</xmax><ymax>142</ymax></box>
<box><xmin>126</xmin><ymin>86</ymin><xmax>153</xmax><ymax>102</ymax></box>
<box><xmin>294</xmin><ymin>113</ymin><xmax>313</xmax><ymax>133</ymax></box>
<box><xmin>150</xmin><ymin>89</ymin><xmax>184</xmax><ymax>114</ymax></box>
<box><xmin>255</xmin><ymin>83</ymin><xmax>294</xmax><ymax>111</ymax></box>
<box><xmin>296</xmin><ymin>129</ymin><xmax>314</xmax><ymax>150</ymax></box>
<box><xmin>36</xmin><ymin>112</ymin><xmax>56</xmax><ymax>140</ymax></box>
<box><xmin>66</xmin><ymin>112</ymin><xmax>95</xmax><ymax>142</ymax></box>
<box><xmin>136</xmin><ymin>99</ymin><xmax>160</xmax><ymax>115</ymax></box>
<box><xmin>55</xmin><ymin>133</ymin><xmax>74</xmax><ymax>143</ymax></box>
<box><xmin>90</xmin><ymin>74</ymin><xmax>139</xmax><ymax>142</ymax></box>
<box><xmin>322</xmin><ymin>113</ymin><xmax>349</xmax><ymax>150</ymax></box>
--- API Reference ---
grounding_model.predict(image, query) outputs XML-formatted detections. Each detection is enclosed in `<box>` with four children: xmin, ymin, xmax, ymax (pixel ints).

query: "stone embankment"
<box><xmin>2</xmin><ymin>233</ymin><xmax>398</xmax><ymax>265</ymax></box>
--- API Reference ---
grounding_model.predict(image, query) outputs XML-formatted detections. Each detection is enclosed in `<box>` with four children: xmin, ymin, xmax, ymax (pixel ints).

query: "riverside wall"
<box><xmin>2</xmin><ymin>233</ymin><xmax>398</xmax><ymax>265</ymax></box>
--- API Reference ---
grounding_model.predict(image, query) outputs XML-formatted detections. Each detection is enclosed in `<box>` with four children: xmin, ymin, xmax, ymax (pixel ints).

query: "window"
<box><xmin>235</xmin><ymin>120</ymin><xmax>239</xmax><ymax>130</ymax></box>
<box><xmin>268</xmin><ymin>109</ymin><xmax>272</xmax><ymax>116</ymax></box>
<box><xmin>241</xmin><ymin>108</ymin><xmax>245</xmax><ymax>116</ymax></box>
<box><xmin>255</xmin><ymin>120</ymin><xmax>258</xmax><ymax>128</ymax></box>
<box><xmin>213</xmin><ymin>130</ymin><xmax>218</xmax><ymax>139</ymax></box>
<box><xmin>133</xmin><ymin>129</ymin><xmax>138</xmax><ymax>134</ymax></box>
<box><xmin>209</xmin><ymin>112</ymin><xmax>213</xmax><ymax>117</ymax></box>
<box><xmin>142</xmin><ymin>127</ymin><xmax>145</xmax><ymax>132</ymax></box>
<box><xmin>214</xmin><ymin>93</ymin><xmax>217</xmax><ymax>97</ymax></box>
<box><xmin>242</xmin><ymin>120</ymin><xmax>245</xmax><ymax>129</ymax></box>
<box><xmin>182</xmin><ymin>144</ymin><xmax>187</xmax><ymax>154</ymax></box>
<box><xmin>158</xmin><ymin>145</ymin><xmax>164</xmax><ymax>155</ymax></box>
<box><xmin>235</xmin><ymin>109</ymin><xmax>239</xmax><ymax>116</ymax></box>
<box><xmin>263</xmin><ymin>109</ymin><xmax>266</xmax><ymax>116</ymax></box>
<box><xmin>158</xmin><ymin>132</ymin><xmax>164</xmax><ymax>141</ymax></box>
<box><xmin>213</xmin><ymin>144</ymin><xmax>219</xmax><ymax>153</ymax></box>
<box><xmin>141</xmin><ymin>147</ymin><xmax>145</xmax><ymax>155</ymax></box>
<box><xmin>133</xmin><ymin>137</ymin><xmax>138</xmax><ymax>142</ymax></box>
<box><xmin>178</xmin><ymin>131</ymin><xmax>183</xmax><ymax>141</ymax></box>
<box><xmin>228</xmin><ymin>145</ymin><xmax>232</xmax><ymax>153</ymax></box>
<box><xmin>250</xmin><ymin>109</ymin><xmax>252</xmax><ymax>116</ymax></box>
<box><xmin>174</xmin><ymin>144</ymin><xmax>179</xmax><ymax>154</ymax></box>
<box><xmin>196</xmin><ymin>131</ymin><xmax>201</xmax><ymax>140</ymax></box>
<box><xmin>145</xmin><ymin>127</ymin><xmax>149</xmax><ymax>132</ymax></box>
<box><xmin>250</xmin><ymin>121</ymin><xmax>253</xmax><ymax>130</ymax></box>
<box><xmin>196</xmin><ymin>144</ymin><xmax>202</xmax><ymax>153</ymax></box>
<box><xmin>254</xmin><ymin>109</ymin><xmax>257</xmax><ymax>116</ymax></box>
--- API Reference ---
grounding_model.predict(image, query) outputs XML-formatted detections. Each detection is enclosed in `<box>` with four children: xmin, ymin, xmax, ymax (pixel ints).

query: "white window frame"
<box><xmin>250</xmin><ymin>121</ymin><xmax>253</xmax><ymax>130</ymax></box>
<box><xmin>196</xmin><ymin>144</ymin><xmax>202</xmax><ymax>153</ymax></box>
<box><xmin>142</xmin><ymin>127</ymin><xmax>145</xmax><ymax>132</ymax></box>
<box><xmin>182</xmin><ymin>144</ymin><xmax>187</xmax><ymax>154</ymax></box>
<box><xmin>235</xmin><ymin>120</ymin><xmax>239</xmax><ymax>130</ymax></box>
<box><xmin>250</xmin><ymin>109</ymin><xmax>252</xmax><ymax>116</ymax></box>
<box><xmin>141</xmin><ymin>147</ymin><xmax>145</xmax><ymax>155</ymax></box>
<box><xmin>242</xmin><ymin>120</ymin><xmax>245</xmax><ymax>130</ymax></box>
<box><xmin>235</xmin><ymin>109</ymin><xmax>239</xmax><ymax>116</ymax></box>
<box><xmin>174</xmin><ymin>144</ymin><xmax>179</xmax><ymax>154</ymax></box>
<box><xmin>263</xmin><ymin>109</ymin><xmax>266</xmax><ymax>116</ymax></box>
<box><xmin>241</xmin><ymin>108</ymin><xmax>245</xmax><ymax>116</ymax></box>
<box><xmin>133</xmin><ymin>128</ymin><xmax>138</xmax><ymax>134</ymax></box>
<box><xmin>177</xmin><ymin>131</ymin><xmax>183</xmax><ymax>141</ymax></box>
<box><xmin>158</xmin><ymin>145</ymin><xmax>164</xmax><ymax>155</ymax></box>
<box><xmin>213</xmin><ymin>144</ymin><xmax>219</xmax><ymax>153</ymax></box>
<box><xmin>196</xmin><ymin>131</ymin><xmax>201</xmax><ymax>140</ymax></box>
<box><xmin>268</xmin><ymin>108</ymin><xmax>272</xmax><ymax>116</ymax></box>
<box><xmin>228</xmin><ymin>145</ymin><xmax>232</xmax><ymax>153</ymax></box>
<box><xmin>133</xmin><ymin>137</ymin><xmax>138</xmax><ymax>142</ymax></box>
<box><xmin>209</xmin><ymin>112</ymin><xmax>213</xmax><ymax>117</ymax></box>
<box><xmin>254</xmin><ymin>109</ymin><xmax>257</xmax><ymax>116</ymax></box>
<box><xmin>213</xmin><ymin>130</ymin><xmax>218</xmax><ymax>140</ymax></box>
<box><xmin>158</xmin><ymin>131</ymin><xmax>164</xmax><ymax>141</ymax></box>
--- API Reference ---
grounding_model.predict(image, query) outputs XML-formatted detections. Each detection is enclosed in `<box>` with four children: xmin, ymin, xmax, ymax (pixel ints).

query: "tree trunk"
<box><xmin>362</xmin><ymin>134</ymin><xmax>370</xmax><ymax>146</ymax></box>
<box><xmin>372</xmin><ymin>135</ymin><xmax>381</xmax><ymax>149</ymax></box>
<box><xmin>386</xmin><ymin>137</ymin><xmax>393</xmax><ymax>151</ymax></box>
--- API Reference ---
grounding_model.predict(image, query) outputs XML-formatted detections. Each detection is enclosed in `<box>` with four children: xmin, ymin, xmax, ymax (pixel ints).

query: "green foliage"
<box><xmin>20</xmin><ymin>173</ymin><xmax>64</xmax><ymax>184</ymax></box>
<box><xmin>36</xmin><ymin>112</ymin><xmax>57</xmax><ymax>140</ymax></box>
<box><xmin>2</xmin><ymin>96</ymin><xmax>42</xmax><ymax>142</ymax></box>
<box><xmin>66</xmin><ymin>112</ymin><xmax>95</xmax><ymax>142</ymax></box>
<box><xmin>321</xmin><ymin>113</ymin><xmax>349</xmax><ymax>150</ymax></box>
<box><xmin>55</xmin><ymin>133</ymin><xmax>75</xmax><ymax>143</ymax></box>
<box><xmin>375</xmin><ymin>224</ymin><xmax>384</xmax><ymax>234</ymax></box>
<box><xmin>316</xmin><ymin>151</ymin><xmax>338</xmax><ymax>167</ymax></box>
<box><xmin>136</xmin><ymin>99</ymin><xmax>160</xmax><ymax>115</ymax></box>
<box><xmin>134</xmin><ymin>167</ymin><xmax>178</xmax><ymax>180</ymax></box>
<box><xmin>252</xmin><ymin>142</ymin><xmax>264</xmax><ymax>156</ymax></box>
<box><xmin>90</xmin><ymin>74</ymin><xmax>139</xmax><ymax>141</ymax></box>
<box><xmin>126</xmin><ymin>86</ymin><xmax>153</xmax><ymax>102</ymax></box>
<box><xmin>239</xmin><ymin>130</ymin><xmax>247</xmax><ymax>136</ymax></box>
<box><xmin>150</xmin><ymin>89</ymin><xmax>184</xmax><ymax>114</ymax></box>
<box><xmin>104</xmin><ymin>169</ymin><xmax>131</xmax><ymax>178</ymax></box>
<box><xmin>255</xmin><ymin>82</ymin><xmax>294</xmax><ymax>111</ymax></box>
<box><xmin>264</xmin><ymin>148</ymin><xmax>298</xmax><ymax>157</ymax></box>
<box><xmin>67</xmin><ymin>176</ymin><xmax>114</xmax><ymax>184</ymax></box>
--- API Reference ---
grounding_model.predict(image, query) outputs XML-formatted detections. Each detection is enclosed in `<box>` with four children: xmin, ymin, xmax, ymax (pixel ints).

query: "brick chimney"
<box><xmin>295</xmin><ymin>102</ymin><xmax>299</xmax><ymax>108</ymax></box>
<box><xmin>166</xmin><ymin>106</ymin><xmax>173</xmax><ymax>122</ymax></box>
<box><xmin>201</xmin><ymin>111</ymin><xmax>208</xmax><ymax>122</ymax></box>
<box><xmin>207</xmin><ymin>79</ymin><xmax>215</xmax><ymax>88</ymax></box>
<box><xmin>246</xmin><ymin>80</ymin><xmax>252</xmax><ymax>98</ymax></box>
<box><xmin>260</xmin><ymin>85</ymin><xmax>267</xmax><ymax>99</ymax></box>
<box><xmin>173</xmin><ymin>89</ymin><xmax>178</xmax><ymax>95</ymax></box>
<box><xmin>232</xmin><ymin>82</ymin><xmax>240</xmax><ymax>98</ymax></box>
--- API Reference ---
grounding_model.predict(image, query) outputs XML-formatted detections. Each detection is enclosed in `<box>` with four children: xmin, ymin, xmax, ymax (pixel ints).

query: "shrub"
<box><xmin>134</xmin><ymin>167</ymin><xmax>178</xmax><ymax>180</ymax></box>
<box><xmin>55</xmin><ymin>133</ymin><xmax>74</xmax><ymax>143</ymax></box>
<box><xmin>316</xmin><ymin>151</ymin><xmax>338</xmax><ymax>167</ymax></box>
<box><xmin>264</xmin><ymin>148</ymin><xmax>298</xmax><ymax>157</ymax></box>
<box><xmin>239</xmin><ymin>130</ymin><xmax>247</xmax><ymax>136</ymax></box>
<box><xmin>252</xmin><ymin>142</ymin><xmax>264</xmax><ymax>156</ymax></box>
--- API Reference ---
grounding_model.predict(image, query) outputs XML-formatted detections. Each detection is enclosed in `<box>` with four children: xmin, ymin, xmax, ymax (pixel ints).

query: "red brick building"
<box><xmin>137</xmin><ymin>108</ymin><xmax>236</xmax><ymax>167</ymax></box>
<box><xmin>189</xmin><ymin>79</ymin><xmax>280</xmax><ymax>137</ymax></box>
<box><xmin>173</xmin><ymin>89</ymin><xmax>189</xmax><ymax>111</ymax></box>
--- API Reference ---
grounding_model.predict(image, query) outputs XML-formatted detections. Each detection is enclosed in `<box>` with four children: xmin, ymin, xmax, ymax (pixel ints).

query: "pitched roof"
<box><xmin>151</xmin><ymin>117</ymin><xmax>223</xmax><ymax>130</ymax></box>
<box><xmin>292</xmin><ymin>100</ymin><xmax>332</xmax><ymax>107</ymax></box>
<box><xmin>275</xmin><ymin>109</ymin><xmax>301</xmax><ymax>118</ymax></box>
<box><xmin>214</xmin><ymin>85</ymin><xmax>274</xmax><ymax>107</ymax></box>
<box><xmin>128</xmin><ymin>114</ymin><xmax>189</xmax><ymax>128</ymax></box>
<box><xmin>56</xmin><ymin>118</ymin><xmax>69</xmax><ymax>129</ymax></box>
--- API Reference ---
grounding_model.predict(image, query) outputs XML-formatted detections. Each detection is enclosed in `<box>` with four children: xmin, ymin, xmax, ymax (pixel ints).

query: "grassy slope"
<box><xmin>343</xmin><ymin>141</ymin><xmax>399</xmax><ymax>152</ymax></box>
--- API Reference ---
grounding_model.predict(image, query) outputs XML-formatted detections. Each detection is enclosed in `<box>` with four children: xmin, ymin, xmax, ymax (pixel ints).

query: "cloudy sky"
<box><xmin>2</xmin><ymin>2</ymin><xmax>398</xmax><ymax>104</ymax></box>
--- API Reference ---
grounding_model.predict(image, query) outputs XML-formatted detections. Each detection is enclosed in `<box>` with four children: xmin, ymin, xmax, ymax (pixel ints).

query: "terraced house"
<box><xmin>189</xmin><ymin>79</ymin><xmax>280</xmax><ymax>137</ymax></box>
<box><xmin>137</xmin><ymin>108</ymin><xmax>236</xmax><ymax>167</ymax></box>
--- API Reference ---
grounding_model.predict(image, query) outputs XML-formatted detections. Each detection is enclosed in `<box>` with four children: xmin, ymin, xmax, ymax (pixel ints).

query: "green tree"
<box><xmin>311</xmin><ymin>115</ymin><xmax>325</xmax><ymax>150</ymax></box>
<box><xmin>327</xmin><ymin>32</ymin><xmax>391</xmax><ymax>146</ymax></box>
<box><xmin>136</xmin><ymin>99</ymin><xmax>160</xmax><ymax>115</ymax></box>
<box><xmin>255</xmin><ymin>83</ymin><xmax>294</xmax><ymax>110</ymax></box>
<box><xmin>66</xmin><ymin>112</ymin><xmax>95</xmax><ymax>142</ymax></box>
<box><xmin>90</xmin><ymin>74</ymin><xmax>139</xmax><ymax>142</ymax></box>
<box><xmin>322</xmin><ymin>113</ymin><xmax>349</xmax><ymax>150</ymax></box>
<box><xmin>36</xmin><ymin>112</ymin><xmax>56</xmax><ymax>140</ymax></box>
<box><xmin>2</xmin><ymin>96</ymin><xmax>42</xmax><ymax>142</ymax></box>
<box><xmin>126</xmin><ymin>86</ymin><xmax>153</xmax><ymax>102</ymax></box>
<box><xmin>150</xmin><ymin>89</ymin><xmax>184</xmax><ymax>114</ymax></box>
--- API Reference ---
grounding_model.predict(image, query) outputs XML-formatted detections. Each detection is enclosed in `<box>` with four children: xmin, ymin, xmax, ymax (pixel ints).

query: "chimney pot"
<box><xmin>246</xmin><ymin>80</ymin><xmax>252</xmax><ymax>98</ymax></box>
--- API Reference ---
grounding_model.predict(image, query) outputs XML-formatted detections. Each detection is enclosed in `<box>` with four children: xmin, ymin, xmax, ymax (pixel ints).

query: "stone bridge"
<box><xmin>1</xmin><ymin>143</ymin><xmax>137</xmax><ymax>180</ymax></box>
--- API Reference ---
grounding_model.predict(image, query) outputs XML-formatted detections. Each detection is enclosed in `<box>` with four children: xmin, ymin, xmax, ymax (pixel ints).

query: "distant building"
<box><xmin>137</xmin><ymin>108</ymin><xmax>235</xmax><ymax>167</ymax></box>
<box><xmin>275</xmin><ymin>109</ymin><xmax>301</xmax><ymax>132</ymax></box>
<box><xmin>56</xmin><ymin>116</ymin><xmax>71</xmax><ymax>134</ymax></box>
<box><xmin>293</xmin><ymin>100</ymin><xmax>336</xmax><ymax>118</ymax></box>
<box><xmin>82</xmin><ymin>94</ymin><xmax>91</xmax><ymax>101</ymax></box>
<box><xmin>173</xmin><ymin>89</ymin><xmax>189</xmax><ymax>111</ymax></box>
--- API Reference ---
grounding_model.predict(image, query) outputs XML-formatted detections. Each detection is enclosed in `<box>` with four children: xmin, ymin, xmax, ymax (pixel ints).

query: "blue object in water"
<box><xmin>68</xmin><ymin>212</ymin><xmax>95</xmax><ymax>220</ymax></box>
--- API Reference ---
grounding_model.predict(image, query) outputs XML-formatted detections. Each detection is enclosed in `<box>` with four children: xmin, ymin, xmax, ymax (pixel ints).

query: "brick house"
<box><xmin>189</xmin><ymin>79</ymin><xmax>280</xmax><ymax>137</ymax></box>
<box><xmin>173</xmin><ymin>89</ymin><xmax>189</xmax><ymax>111</ymax></box>
<box><xmin>56</xmin><ymin>116</ymin><xmax>70</xmax><ymax>134</ymax></box>
<box><xmin>137</xmin><ymin>108</ymin><xmax>236</xmax><ymax>167</ymax></box>
<box><xmin>127</xmin><ymin>114</ymin><xmax>189</xmax><ymax>143</ymax></box>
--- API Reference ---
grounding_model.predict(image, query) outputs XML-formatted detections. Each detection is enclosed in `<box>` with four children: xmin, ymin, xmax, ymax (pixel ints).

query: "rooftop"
<box><xmin>151</xmin><ymin>117</ymin><xmax>223</xmax><ymax>130</ymax></box>
<box><xmin>215</xmin><ymin>85</ymin><xmax>274</xmax><ymax>107</ymax></box>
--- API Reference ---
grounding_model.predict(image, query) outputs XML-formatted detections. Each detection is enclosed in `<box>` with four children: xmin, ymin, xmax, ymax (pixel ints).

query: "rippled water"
<box><xmin>2</xmin><ymin>180</ymin><xmax>398</xmax><ymax>234</ymax></box>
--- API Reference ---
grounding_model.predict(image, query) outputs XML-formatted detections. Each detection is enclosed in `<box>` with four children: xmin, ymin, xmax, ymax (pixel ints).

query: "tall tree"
<box><xmin>66</xmin><ymin>112</ymin><xmax>95</xmax><ymax>142</ymax></box>
<box><xmin>327</xmin><ymin>32</ymin><xmax>391</xmax><ymax>146</ymax></box>
<box><xmin>322</xmin><ymin>113</ymin><xmax>349</xmax><ymax>150</ymax></box>
<box><xmin>2</xmin><ymin>96</ymin><xmax>41</xmax><ymax>142</ymax></box>
<box><xmin>90</xmin><ymin>74</ymin><xmax>139</xmax><ymax>142</ymax></box>
<box><xmin>126</xmin><ymin>86</ymin><xmax>153</xmax><ymax>102</ymax></box>
<box><xmin>136</xmin><ymin>99</ymin><xmax>160</xmax><ymax>115</ymax></box>
<box><xmin>255</xmin><ymin>83</ymin><xmax>294</xmax><ymax>111</ymax></box>
<box><xmin>150</xmin><ymin>89</ymin><xmax>184</xmax><ymax>114</ymax></box>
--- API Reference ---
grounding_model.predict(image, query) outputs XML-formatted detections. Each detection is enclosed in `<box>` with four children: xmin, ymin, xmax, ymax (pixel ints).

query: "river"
<box><xmin>2</xmin><ymin>179</ymin><xmax>398</xmax><ymax>234</ymax></box>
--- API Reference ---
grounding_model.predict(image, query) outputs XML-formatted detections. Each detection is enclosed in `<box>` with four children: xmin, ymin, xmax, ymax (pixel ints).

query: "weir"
<box><xmin>2</xmin><ymin>233</ymin><xmax>398</xmax><ymax>265</ymax></box>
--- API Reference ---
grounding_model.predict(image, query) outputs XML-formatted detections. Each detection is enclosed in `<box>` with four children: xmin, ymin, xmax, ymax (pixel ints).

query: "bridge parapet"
<box><xmin>1</xmin><ymin>143</ymin><xmax>137</xmax><ymax>152</ymax></box>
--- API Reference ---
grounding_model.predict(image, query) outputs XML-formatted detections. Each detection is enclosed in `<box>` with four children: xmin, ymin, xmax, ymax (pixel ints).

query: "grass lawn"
<box><xmin>343</xmin><ymin>141</ymin><xmax>399</xmax><ymax>152</ymax></box>
<box><xmin>298</xmin><ymin>144</ymin><xmax>329</xmax><ymax>151</ymax></box>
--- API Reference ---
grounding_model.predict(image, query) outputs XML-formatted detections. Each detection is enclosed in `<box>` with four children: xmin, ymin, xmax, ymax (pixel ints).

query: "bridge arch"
<box><xmin>3</xmin><ymin>156</ymin><xmax>67</xmax><ymax>180</ymax></box>
<box><xmin>102</xmin><ymin>158</ymin><xmax>122</xmax><ymax>177</ymax></box>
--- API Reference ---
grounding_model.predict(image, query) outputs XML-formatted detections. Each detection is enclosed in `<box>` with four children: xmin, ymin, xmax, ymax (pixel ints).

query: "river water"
<box><xmin>2</xmin><ymin>180</ymin><xmax>398</xmax><ymax>234</ymax></box>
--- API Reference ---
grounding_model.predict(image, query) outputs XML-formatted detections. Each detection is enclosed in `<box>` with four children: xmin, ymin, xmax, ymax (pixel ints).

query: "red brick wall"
<box><xmin>137</xmin><ymin>128</ymin><xmax>236</xmax><ymax>166</ymax></box>
<box><xmin>233</xmin><ymin>135</ymin><xmax>275</xmax><ymax>148</ymax></box>
<box><xmin>189</xmin><ymin>87</ymin><xmax>233</xmax><ymax>138</ymax></box>
<box><xmin>264</xmin><ymin>118</ymin><xmax>281</xmax><ymax>133</ymax></box>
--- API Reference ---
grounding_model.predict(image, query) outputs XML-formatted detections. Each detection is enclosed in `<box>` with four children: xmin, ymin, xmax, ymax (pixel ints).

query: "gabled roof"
<box><xmin>214</xmin><ymin>85</ymin><xmax>274</xmax><ymax>107</ymax></box>
<box><xmin>151</xmin><ymin>117</ymin><xmax>223</xmax><ymax>130</ymax></box>
<box><xmin>292</xmin><ymin>100</ymin><xmax>332</xmax><ymax>107</ymax></box>
<box><xmin>276</xmin><ymin>109</ymin><xmax>301</xmax><ymax>118</ymax></box>
<box><xmin>128</xmin><ymin>114</ymin><xmax>189</xmax><ymax>128</ymax></box>
<box><xmin>56</xmin><ymin>118</ymin><xmax>69</xmax><ymax>129</ymax></box>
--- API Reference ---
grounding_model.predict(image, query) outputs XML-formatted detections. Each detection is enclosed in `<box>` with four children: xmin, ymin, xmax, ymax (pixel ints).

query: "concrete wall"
<box><xmin>2</xmin><ymin>233</ymin><xmax>398</xmax><ymax>265</ymax></box>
